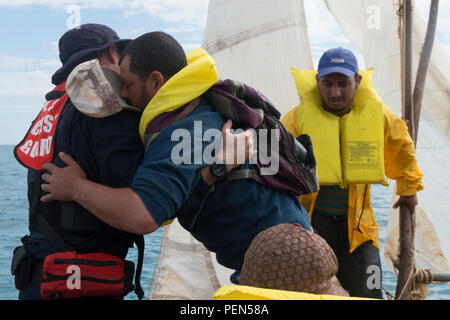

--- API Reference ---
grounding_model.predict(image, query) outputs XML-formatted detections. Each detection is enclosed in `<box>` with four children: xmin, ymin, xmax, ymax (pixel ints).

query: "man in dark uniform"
<box><xmin>12</xmin><ymin>24</ymin><xmax>145</xmax><ymax>300</ymax></box>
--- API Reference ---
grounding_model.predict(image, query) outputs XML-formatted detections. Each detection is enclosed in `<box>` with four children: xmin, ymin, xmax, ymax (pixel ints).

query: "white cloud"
<box><xmin>0</xmin><ymin>0</ymin><xmax>209</xmax><ymax>27</ymax></box>
<box><xmin>0</xmin><ymin>55</ymin><xmax>36</xmax><ymax>71</ymax></box>
<box><xmin>0</xmin><ymin>69</ymin><xmax>52</xmax><ymax>98</ymax></box>
<box><xmin>0</xmin><ymin>54</ymin><xmax>58</xmax><ymax>98</ymax></box>
<box><xmin>180</xmin><ymin>42</ymin><xmax>202</xmax><ymax>53</ymax></box>
<box><xmin>0</xmin><ymin>54</ymin><xmax>57</xmax><ymax>144</ymax></box>
<box><xmin>50</xmin><ymin>41</ymin><xmax>59</xmax><ymax>55</ymax></box>
<box><xmin>163</xmin><ymin>25</ymin><xmax>199</xmax><ymax>35</ymax></box>
<box><xmin>122</xmin><ymin>28</ymin><xmax>146</xmax><ymax>38</ymax></box>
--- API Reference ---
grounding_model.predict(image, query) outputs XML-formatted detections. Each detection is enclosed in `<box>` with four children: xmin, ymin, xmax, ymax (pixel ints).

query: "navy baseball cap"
<box><xmin>52</xmin><ymin>24</ymin><xmax>131</xmax><ymax>85</ymax></box>
<box><xmin>317</xmin><ymin>47</ymin><xmax>359</xmax><ymax>79</ymax></box>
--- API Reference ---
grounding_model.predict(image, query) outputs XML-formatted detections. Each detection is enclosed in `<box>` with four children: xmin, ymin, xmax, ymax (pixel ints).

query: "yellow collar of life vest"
<box><xmin>139</xmin><ymin>48</ymin><xmax>219</xmax><ymax>142</ymax></box>
<box><xmin>291</xmin><ymin>68</ymin><xmax>388</xmax><ymax>188</ymax></box>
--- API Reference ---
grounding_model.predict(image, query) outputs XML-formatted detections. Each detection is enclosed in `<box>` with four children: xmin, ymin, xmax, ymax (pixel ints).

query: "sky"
<box><xmin>0</xmin><ymin>0</ymin><xmax>448</xmax><ymax>145</ymax></box>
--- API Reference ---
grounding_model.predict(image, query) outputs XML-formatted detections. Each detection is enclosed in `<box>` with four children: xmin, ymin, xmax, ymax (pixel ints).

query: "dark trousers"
<box><xmin>311</xmin><ymin>213</ymin><xmax>383</xmax><ymax>299</ymax></box>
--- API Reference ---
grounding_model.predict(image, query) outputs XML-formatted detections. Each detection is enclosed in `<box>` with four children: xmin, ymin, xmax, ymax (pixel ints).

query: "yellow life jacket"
<box><xmin>212</xmin><ymin>285</ymin><xmax>376</xmax><ymax>300</ymax></box>
<box><xmin>290</xmin><ymin>68</ymin><xmax>388</xmax><ymax>188</ymax></box>
<box><xmin>138</xmin><ymin>48</ymin><xmax>218</xmax><ymax>142</ymax></box>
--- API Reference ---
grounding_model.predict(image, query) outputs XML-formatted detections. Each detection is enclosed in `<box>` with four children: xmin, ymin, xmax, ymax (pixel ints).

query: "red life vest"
<box><xmin>14</xmin><ymin>82</ymin><xmax>69</xmax><ymax>170</ymax></box>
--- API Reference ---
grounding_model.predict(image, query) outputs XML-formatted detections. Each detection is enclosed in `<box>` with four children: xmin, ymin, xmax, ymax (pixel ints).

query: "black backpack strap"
<box><xmin>225</xmin><ymin>169</ymin><xmax>253</xmax><ymax>181</ymax></box>
<box><xmin>29</xmin><ymin>171</ymin><xmax>72</xmax><ymax>251</ymax></box>
<box><xmin>37</xmin><ymin>214</ymin><xmax>72</xmax><ymax>252</ymax></box>
<box><xmin>133</xmin><ymin>235</ymin><xmax>145</xmax><ymax>300</ymax></box>
<box><xmin>28</xmin><ymin>172</ymin><xmax>42</xmax><ymax>232</ymax></box>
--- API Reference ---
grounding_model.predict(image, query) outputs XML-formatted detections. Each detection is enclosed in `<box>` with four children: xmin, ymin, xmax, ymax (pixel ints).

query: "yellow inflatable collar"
<box><xmin>139</xmin><ymin>48</ymin><xmax>218</xmax><ymax>142</ymax></box>
<box><xmin>213</xmin><ymin>285</ymin><xmax>377</xmax><ymax>300</ymax></box>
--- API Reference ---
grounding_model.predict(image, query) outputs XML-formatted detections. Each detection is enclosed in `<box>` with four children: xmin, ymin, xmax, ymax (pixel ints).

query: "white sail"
<box><xmin>323</xmin><ymin>0</ymin><xmax>450</xmax><ymax>273</ymax></box>
<box><xmin>202</xmin><ymin>0</ymin><xmax>313</xmax><ymax>114</ymax></box>
<box><xmin>148</xmin><ymin>219</ymin><xmax>233</xmax><ymax>300</ymax></box>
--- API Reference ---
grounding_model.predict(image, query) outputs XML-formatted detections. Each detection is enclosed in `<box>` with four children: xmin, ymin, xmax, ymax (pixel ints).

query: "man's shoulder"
<box><xmin>170</xmin><ymin>99</ymin><xmax>225</xmax><ymax>131</ymax></box>
<box><xmin>69</xmin><ymin>100</ymin><xmax>140</xmax><ymax>131</ymax></box>
<box><xmin>189</xmin><ymin>99</ymin><xmax>223</xmax><ymax>119</ymax></box>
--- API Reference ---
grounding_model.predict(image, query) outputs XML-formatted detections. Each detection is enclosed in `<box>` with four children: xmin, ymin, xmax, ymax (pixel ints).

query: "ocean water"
<box><xmin>0</xmin><ymin>144</ymin><xmax>448</xmax><ymax>300</ymax></box>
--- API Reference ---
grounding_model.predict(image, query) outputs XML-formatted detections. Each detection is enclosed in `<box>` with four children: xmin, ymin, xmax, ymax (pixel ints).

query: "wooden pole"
<box><xmin>396</xmin><ymin>204</ymin><xmax>415</xmax><ymax>300</ymax></box>
<box><xmin>402</xmin><ymin>0</ymin><xmax>414</xmax><ymax>137</ymax></box>
<box><xmin>412</xmin><ymin>0</ymin><xmax>439</xmax><ymax>145</ymax></box>
<box><xmin>431</xmin><ymin>273</ymin><xmax>450</xmax><ymax>283</ymax></box>
<box><xmin>396</xmin><ymin>0</ymin><xmax>414</xmax><ymax>300</ymax></box>
<box><xmin>396</xmin><ymin>0</ymin><xmax>440</xmax><ymax>300</ymax></box>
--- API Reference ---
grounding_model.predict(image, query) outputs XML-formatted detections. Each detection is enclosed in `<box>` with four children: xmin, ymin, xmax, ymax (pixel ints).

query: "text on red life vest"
<box><xmin>15</xmin><ymin>94</ymin><xmax>68</xmax><ymax>170</ymax></box>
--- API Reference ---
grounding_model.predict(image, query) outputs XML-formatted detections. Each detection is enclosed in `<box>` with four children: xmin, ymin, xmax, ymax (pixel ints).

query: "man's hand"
<box><xmin>41</xmin><ymin>152</ymin><xmax>87</xmax><ymax>202</ymax></box>
<box><xmin>393</xmin><ymin>195</ymin><xmax>418</xmax><ymax>213</ymax></box>
<box><xmin>40</xmin><ymin>152</ymin><xmax>157</xmax><ymax>234</ymax></box>
<box><xmin>216</xmin><ymin>120</ymin><xmax>257</xmax><ymax>170</ymax></box>
<box><xmin>200</xmin><ymin>120</ymin><xmax>257</xmax><ymax>185</ymax></box>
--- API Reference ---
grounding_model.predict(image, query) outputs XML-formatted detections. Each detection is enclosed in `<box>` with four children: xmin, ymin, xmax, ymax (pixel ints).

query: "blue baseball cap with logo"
<box><xmin>317</xmin><ymin>47</ymin><xmax>359</xmax><ymax>79</ymax></box>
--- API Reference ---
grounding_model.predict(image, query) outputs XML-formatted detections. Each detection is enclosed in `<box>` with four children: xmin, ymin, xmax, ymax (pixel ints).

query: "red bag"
<box><xmin>40</xmin><ymin>251</ymin><xmax>127</xmax><ymax>299</ymax></box>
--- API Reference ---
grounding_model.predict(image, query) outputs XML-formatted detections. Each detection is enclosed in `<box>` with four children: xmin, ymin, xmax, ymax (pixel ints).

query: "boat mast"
<box><xmin>411</xmin><ymin>0</ymin><xmax>439</xmax><ymax>144</ymax></box>
<box><xmin>396</xmin><ymin>0</ymin><xmax>440</xmax><ymax>300</ymax></box>
<box><xmin>396</xmin><ymin>0</ymin><xmax>415</xmax><ymax>300</ymax></box>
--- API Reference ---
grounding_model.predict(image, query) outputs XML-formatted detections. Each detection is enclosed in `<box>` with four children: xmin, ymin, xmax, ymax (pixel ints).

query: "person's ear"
<box><xmin>145</xmin><ymin>71</ymin><xmax>166</xmax><ymax>95</ymax></box>
<box><xmin>104</xmin><ymin>44</ymin><xmax>118</xmax><ymax>64</ymax></box>
<box><xmin>354</xmin><ymin>74</ymin><xmax>362</xmax><ymax>89</ymax></box>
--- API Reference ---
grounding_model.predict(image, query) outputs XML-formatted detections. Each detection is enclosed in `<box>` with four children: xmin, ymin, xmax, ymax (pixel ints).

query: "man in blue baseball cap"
<box><xmin>282</xmin><ymin>47</ymin><xmax>423</xmax><ymax>298</ymax></box>
<box><xmin>316</xmin><ymin>47</ymin><xmax>362</xmax><ymax>117</ymax></box>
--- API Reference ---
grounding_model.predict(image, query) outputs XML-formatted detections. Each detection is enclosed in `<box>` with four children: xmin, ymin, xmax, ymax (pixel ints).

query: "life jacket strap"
<box><xmin>37</xmin><ymin>214</ymin><xmax>72</xmax><ymax>252</ymax></box>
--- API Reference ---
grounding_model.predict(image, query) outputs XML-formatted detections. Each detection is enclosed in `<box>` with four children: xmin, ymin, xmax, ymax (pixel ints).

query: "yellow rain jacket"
<box><xmin>282</xmin><ymin>69</ymin><xmax>424</xmax><ymax>253</ymax></box>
